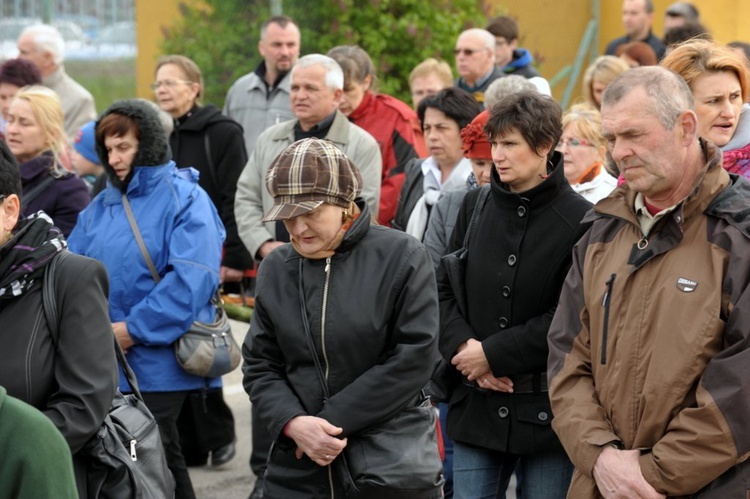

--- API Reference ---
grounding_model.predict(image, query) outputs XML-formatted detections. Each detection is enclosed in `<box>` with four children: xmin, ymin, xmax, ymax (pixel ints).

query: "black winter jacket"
<box><xmin>0</xmin><ymin>251</ymin><xmax>117</xmax><ymax>491</ymax></box>
<box><xmin>438</xmin><ymin>152</ymin><xmax>591</xmax><ymax>454</ymax></box>
<box><xmin>243</xmin><ymin>200</ymin><xmax>440</xmax><ymax>497</ymax></box>
<box><xmin>170</xmin><ymin>104</ymin><xmax>251</xmax><ymax>270</ymax></box>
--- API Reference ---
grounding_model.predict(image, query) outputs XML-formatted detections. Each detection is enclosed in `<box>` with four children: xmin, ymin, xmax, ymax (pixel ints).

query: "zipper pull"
<box><xmin>130</xmin><ymin>439</ymin><xmax>137</xmax><ymax>461</ymax></box>
<box><xmin>325</xmin><ymin>256</ymin><xmax>331</xmax><ymax>273</ymax></box>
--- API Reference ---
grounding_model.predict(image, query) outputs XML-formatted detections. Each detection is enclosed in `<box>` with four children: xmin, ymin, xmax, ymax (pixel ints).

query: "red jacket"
<box><xmin>348</xmin><ymin>91</ymin><xmax>426</xmax><ymax>225</ymax></box>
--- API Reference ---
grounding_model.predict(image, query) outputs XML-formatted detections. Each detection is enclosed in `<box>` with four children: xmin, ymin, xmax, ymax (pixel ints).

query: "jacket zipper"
<box><xmin>321</xmin><ymin>256</ymin><xmax>335</xmax><ymax>498</ymax></box>
<box><xmin>601</xmin><ymin>273</ymin><xmax>616</xmax><ymax>364</ymax></box>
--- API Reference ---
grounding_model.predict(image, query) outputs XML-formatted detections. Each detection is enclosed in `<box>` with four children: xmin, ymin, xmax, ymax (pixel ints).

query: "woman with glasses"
<box><xmin>152</xmin><ymin>54</ymin><xmax>247</xmax><ymax>469</ymax></box>
<box><xmin>4</xmin><ymin>85</ymin><xmax>89</xmax><ymax>236</ymax></box>
<box><xmin>438</xmin><ymin>91</ymin><xmax>591</xmax><ymax>498</ymax></box>
<box><xmin>556</xmin><ymin>104</ymin><xmax>616</xmax><ymax>203</ymax></box>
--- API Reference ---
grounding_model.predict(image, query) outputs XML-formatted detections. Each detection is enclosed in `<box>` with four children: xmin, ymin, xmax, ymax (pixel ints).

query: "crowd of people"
<box><xmin>2</xmin><ymin>1</ymin><xmax>750</xmax><ymax>498</ymax></box>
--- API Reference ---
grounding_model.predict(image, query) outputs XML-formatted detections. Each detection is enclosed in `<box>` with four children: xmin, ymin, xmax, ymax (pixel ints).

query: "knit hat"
<box><xmin>262</xmin><ymin>138</ymin><xmax>363</xmax><ymax>222</ymax></box>
<box><xmin>73</xmin><ymin>120</ymin><xmax>100</xmax><ymax>165</ymax></box>
<box><xmin>460</xmin><ymin>110</ymin><xmax>492</xmax><ymax>159</ymax></box>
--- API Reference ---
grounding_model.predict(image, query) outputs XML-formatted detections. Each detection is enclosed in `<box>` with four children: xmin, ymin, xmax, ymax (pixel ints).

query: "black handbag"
<box><xmin>297</xmin><ymin>263</ymin><xmax>444</xmax><ymax>497</ymax></box>
<box><xmin>43</xmin><ymin>251</ymin><xmax>176</xmax><ymax>499</ymax></box>
<box><xmin>426</xmin><ymin>185</ymin><xmax>491</xmax><ymax>403</ymax></box>
<box><xmin>121</xmin><ymin>193</ymin><xmax>241</xmax><ymax>378</ymax></box>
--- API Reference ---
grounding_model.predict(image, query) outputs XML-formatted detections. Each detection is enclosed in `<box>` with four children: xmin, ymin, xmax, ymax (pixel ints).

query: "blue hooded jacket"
<box><xmin>68</xmin><ymin>100</ymin><xmax>225</xmax><ymax>392</ymax></box>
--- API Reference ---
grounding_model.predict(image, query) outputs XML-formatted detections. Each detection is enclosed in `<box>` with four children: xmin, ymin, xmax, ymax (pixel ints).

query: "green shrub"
<box><xmin>161</xmin><ymin>0</ymin><xmax>491</xmax><ymax>107</ymax></box>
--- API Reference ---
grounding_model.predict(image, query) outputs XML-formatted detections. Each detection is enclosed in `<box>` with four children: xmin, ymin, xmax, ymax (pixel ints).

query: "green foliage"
<box><xmin>66</xmin><ymin>58</ymin><xmax>136</xmax><ymax>113</ymax></box>
<box><xmin>161</xmin><ymin>0</ymin><xmax>490</xmax><ymax>107</ymax></box>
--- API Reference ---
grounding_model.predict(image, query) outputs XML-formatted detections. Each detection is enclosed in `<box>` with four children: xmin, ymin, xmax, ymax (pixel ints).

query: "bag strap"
<box><xmin>42</xmin><ymin>249</ymin><xmax>144</xmax><ymax>400</ymax></box>
<box><xmin>42</xmin><ymin>250</ymin><xmax>71</xmax><ymax>348</ymax></box>
<box><xmin>462</xmin><ymin>185</ymin><xmax>491</xmax><ymax>252</ymax></box>
<box><xmin>121</xmin><ymin>194</ymin><xmax>223</xmax><ymax>312</ymax></box>
<box><xmin>21</xmin><ymin>174</ymin><xmax>57</xmax><ymax>212</ymax></box>
<box><xmin>121</xmin><ymin>194</ymin><xmax>161</xmax><ymax>283</ymax></box>
<box><xmin>298</xmin><ymin>259</ymin><xmax>330</xmax><ymax>399</ymax></box>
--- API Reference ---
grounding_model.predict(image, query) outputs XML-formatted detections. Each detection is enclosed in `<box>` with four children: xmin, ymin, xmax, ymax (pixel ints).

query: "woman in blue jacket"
<box><xmin>68</xmin><ymin>99</ymin><xmax>225</xmax><ymax>499</ymax></box>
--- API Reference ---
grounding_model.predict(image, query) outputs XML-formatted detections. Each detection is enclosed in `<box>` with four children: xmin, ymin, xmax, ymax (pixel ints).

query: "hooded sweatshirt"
<box><xmin>501</xmin><ymin>48</ymin><xmax>540</xmax><ymax>78</ymax></box>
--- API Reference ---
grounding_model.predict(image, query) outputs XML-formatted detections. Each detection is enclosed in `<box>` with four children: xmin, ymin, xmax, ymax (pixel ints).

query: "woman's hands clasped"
<box><xmin>285</xmin><ymin>415</ymin><xmax>348</xmax><ymax>466</ymax></box>
<box><xmin>452</xmin><ymin>338</ymin><xmax>514</xmax><ymax>393</ymax></box>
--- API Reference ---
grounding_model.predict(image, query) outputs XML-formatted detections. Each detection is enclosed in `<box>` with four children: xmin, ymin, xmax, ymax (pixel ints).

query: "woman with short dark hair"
<box><xmin>393</xmin><ymin>87</ymin><xmax>480</xmax><ymax>238</ymax></box>
<box><xmin>438</xmin><ymin>91</ymin><xmax>592</xmax><ymax>498</ymax></box>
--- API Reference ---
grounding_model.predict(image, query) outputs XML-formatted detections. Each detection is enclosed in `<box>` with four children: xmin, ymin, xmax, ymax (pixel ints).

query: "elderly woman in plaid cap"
<box><xmin>243</xmin><ymin>137</ymin><xmax>444</xmax><ymax>498</ymax></box>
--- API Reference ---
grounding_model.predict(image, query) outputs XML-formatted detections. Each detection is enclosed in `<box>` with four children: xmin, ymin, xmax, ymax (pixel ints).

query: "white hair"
<box><xmin>294</xmin><ymin>54</ymin><xmax>344</xmax><ymax>90</ymax></box>
<box><xmin>459</xmin><ymin>28</ymin><xmax>496</xmax><ymax>51</ymax></box>
<box><xmin>21</xmin><ymin>24</ymin><xmax>65</xmax><ymax>65</ymax></box>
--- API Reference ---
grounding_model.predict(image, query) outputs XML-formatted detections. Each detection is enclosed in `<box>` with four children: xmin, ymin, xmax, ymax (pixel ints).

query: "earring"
<box><xmin>4</xmin><ymin>230</ymin><xmax>11</xmax><ymax>241</ymax></box>
<box><xmin>341</xmin><ymin>209</ymin><xmax>350</xmax><ymax>223</ymax></box>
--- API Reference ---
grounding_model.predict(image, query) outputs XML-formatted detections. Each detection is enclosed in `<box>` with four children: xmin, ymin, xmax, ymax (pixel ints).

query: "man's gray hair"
<box><xmin>602</xmin><ymin>66</ymin><xmax>693</xmax><ymax>129</ymax></box>
<box><xmin>294</xmin><ymin>54</ymin><xmax>344</xmax><ymax>90</ymax></box>
<box><xmin>459</xmin><ymin>28</ymin><xmax>496</xmax><ymax>51</ymax></box>
<box><xmin>484</xmin><ymin>75</ymin><xmax>537</xmax><ymax>109</ymax></box>
<box><xmin>21</xmin><ymin>24</ymin><xmax>65</xmax><ymax>65</ymax></box>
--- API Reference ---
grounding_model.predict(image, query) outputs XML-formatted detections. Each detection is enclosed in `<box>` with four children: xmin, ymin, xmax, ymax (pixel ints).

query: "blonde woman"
<box><xmin>556</xmin><ymin>104</ymin><xmax>617</xmax><ymax>203</ymax></box>
<box><xmin>581</xmin><ymin>56</ymin><xmax>630</xmax><ymax>110</ymax></box>
<box><xmin>4</xmin><ymin>85</ymin><xmax>88</xmax><ymax>235</ymax></box>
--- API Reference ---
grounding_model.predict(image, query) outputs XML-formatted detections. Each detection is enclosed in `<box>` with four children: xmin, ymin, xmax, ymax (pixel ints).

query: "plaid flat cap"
<box><xmin>262</xmin><ymin>138</ymin><xmax>363</xmax><ymax>222</ymax></box>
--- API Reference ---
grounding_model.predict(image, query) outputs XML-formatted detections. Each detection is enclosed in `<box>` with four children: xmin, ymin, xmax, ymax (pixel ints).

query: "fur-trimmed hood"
<box><xmin>95</xmin><ymin>99</ymin><xmax>171</xmax><ymax>190</ymax></box>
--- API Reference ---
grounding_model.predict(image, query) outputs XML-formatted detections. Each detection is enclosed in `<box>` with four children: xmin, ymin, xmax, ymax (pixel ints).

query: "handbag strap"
<box><xmin>121</xmin><ymin>194</ymin><xmax>161</xmax><ymax>283</ymax></box>
<box><xmin>121</xmin><ymin>194</ymin><xmax>223</xmax><ymax>312</ymax></box>
<box><xmin>297</xmin><ymin>259</ymin><xmax>330</xmax><ymax>399</ymax></box>
<box><xmin>462</xmin><ymin>184</ymin><xmax>490</xmax><ymax>252</ymax></box>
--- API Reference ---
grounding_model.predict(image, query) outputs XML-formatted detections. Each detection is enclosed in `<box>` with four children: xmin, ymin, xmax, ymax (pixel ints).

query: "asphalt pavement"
<box><xmin>189</xmin><ymin>318</ymin><xmax>255</xmax><ymax>499</ymax></box>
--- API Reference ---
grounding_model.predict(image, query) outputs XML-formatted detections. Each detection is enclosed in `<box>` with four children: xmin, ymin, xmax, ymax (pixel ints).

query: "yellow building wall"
<box><xmin>138</xmin><ymin>1</ymin><xmax>750</xmax><ymax>102</ymax></box>
<box><xmin>134</xmin><ymin>0</ymin><xmax>200</xmax><ymax>99</ymax></box>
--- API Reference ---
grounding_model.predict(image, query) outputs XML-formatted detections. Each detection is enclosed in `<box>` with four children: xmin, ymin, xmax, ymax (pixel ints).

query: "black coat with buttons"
<box><xmin>437</xmin><ymin>151</ymin><xmax>592</xmax><ymax>454</ymax></box>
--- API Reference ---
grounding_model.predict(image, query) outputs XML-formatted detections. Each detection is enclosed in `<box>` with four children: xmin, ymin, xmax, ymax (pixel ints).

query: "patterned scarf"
<box><xmin>0</xmin><ymin>212</ymin><xmax>66</xmax><ymax>301</ymax></box>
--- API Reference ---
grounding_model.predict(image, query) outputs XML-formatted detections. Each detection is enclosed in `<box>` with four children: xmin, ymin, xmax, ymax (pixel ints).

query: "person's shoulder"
<box><xmin>368</xmin><ymin>223</ymin><xmax>426</xmax><ymax>251</ymax></box>
<box><xmin>373</xmin><ymin>94</ymin><xmax>417</xmax><ymax>121</ymax></box>
<box><xmin>227</xmin><ymin>71</ymin><xmax>262</xmax><ymax>93</ymax></box>
<box><xmin>60</xmin><ymin>70</ymin><xmax>94</xmax><ymax>100</ymax></box>
<box><xmin>347</xmin><ymin>120</ymin><xmax>379</xmax><ymax>147</ymax></box>
<box><xmin>604</xmin><ymin>36</ymin><xmax>627</xmax><ymax>54</ymax></box>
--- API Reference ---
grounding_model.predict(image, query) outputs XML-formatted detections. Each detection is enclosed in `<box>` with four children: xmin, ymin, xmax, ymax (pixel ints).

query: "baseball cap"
<box><xmin>262</xmin><ymin>138</ymin><xmax>363</xmax><ymax>222</ymax></box>
<box><xmin>73</xmin><ymin>120</ymin><xmax>100</xmax><ymax>165</ymax></box>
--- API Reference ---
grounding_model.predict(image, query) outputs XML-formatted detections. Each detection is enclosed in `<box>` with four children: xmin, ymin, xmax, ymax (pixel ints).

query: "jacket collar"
<box><xmin>101</xmin><ymin>161</ymin><xmax>175</xmax><ymax>204</ymax></box>
<box><xmin>270</xmin><ymin>110</ymin><xmax>352</xmax><ymax>146</ymax></box>
<box><xmin>489</xmin><ymin>150</ymin><xmax>573</xmax><ymax>212</ymax></box>
<box><xmin>348</xmin><ymin>91</ymin><xmax>374</xmax><ymax>123</ymax></box>
<box><xmin>19</xmin><ymin>153</ymin><xmax>55</xmax><ymax>181</ymax></box>
<box><xmin>590</xmin><ymin>140</ymin><xmax>728</xmax><ymax>228</ymax></box>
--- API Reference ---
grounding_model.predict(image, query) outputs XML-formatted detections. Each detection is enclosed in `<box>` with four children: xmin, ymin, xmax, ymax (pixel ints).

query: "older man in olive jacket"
<box><xmin>235</xmin><ymin>54</ymin><xmax>381</xmax><ymax>261</ymax></box>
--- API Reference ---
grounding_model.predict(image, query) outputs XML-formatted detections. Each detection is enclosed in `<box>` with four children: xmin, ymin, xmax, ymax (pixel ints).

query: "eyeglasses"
<box><xmin>0</xmin><ymin>194</ymin><xmax>6</xmax><ymax>203</ymax></box>
<box><xmin>556</xmin><ymin>138</ymin><xmax>595</xmax><ymax>150</ymax></box>
<box><xmin>150</xmin><ymin>79</ymin><xmax>194</xmax><ymax>91</ymax></box>
<box><xmin>453</xmin><ymin>48</ymin><xmax>485</xmax><ymax>57</ymax></box>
